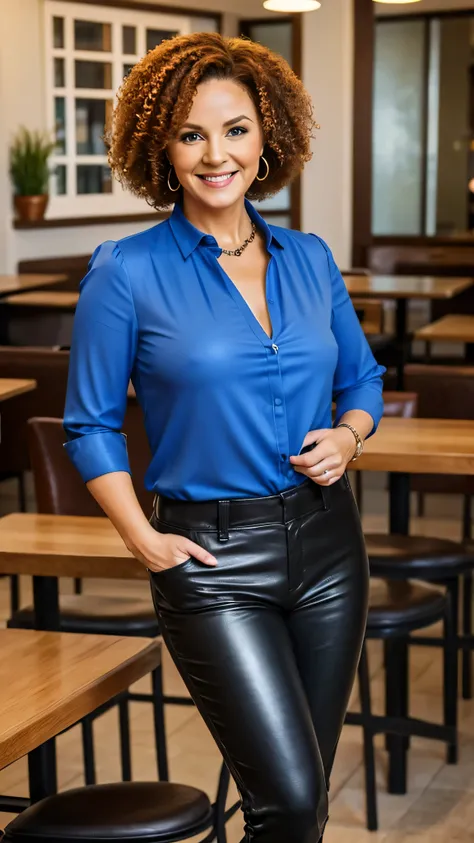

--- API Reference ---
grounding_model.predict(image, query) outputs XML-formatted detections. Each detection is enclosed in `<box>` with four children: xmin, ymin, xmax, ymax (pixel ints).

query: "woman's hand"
<box><xmin>126</xmin><ymin>523</ymin><xmax>218</xmax><ymax>573</ymax></box>
<box><xmin>289</xmin><ymin>427</ymin><xmax>357</xmax><ymax>486</ymax></box>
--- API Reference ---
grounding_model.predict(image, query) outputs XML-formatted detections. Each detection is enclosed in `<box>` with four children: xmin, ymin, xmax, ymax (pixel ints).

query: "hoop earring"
<box><xmin>256</xmin><ymin>156</ymin><xmax>269</xmax><ymax>182</ymax></box>
<box><xmin>167</xmin><ymin>166</ymin><xmax>181</xmax><ymax>193</ymax></box>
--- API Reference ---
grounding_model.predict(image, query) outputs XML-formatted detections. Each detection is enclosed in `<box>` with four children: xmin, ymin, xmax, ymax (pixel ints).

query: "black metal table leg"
<box><xmin>387</xmin><ymin>472</ymin><xmax>411</xmax><ymax>792</ymax></box>
<box><xmin>395</xmin><ymin>299</ymin><xmax>408</xmax><ymax>390</ymax></box>
<box><xmin>28</xmin><ymin>576</ymin><xmax>61</xmax><ymax>801</ymax></box>
<box><xmin>389</xmin><ymin>472</ymin><xmax>411</xmax><ymax>535</ymax></box>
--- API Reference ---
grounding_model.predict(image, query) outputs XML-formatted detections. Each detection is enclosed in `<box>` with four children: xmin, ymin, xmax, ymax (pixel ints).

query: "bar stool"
<box><xmin>345</xmin><ymin>578</ymin><xmax>455</xmax><ymax>832</ymax></box>
<box><xmin>366</xmin><ymin>534</ymin><xmax>474</xmax><ymax>711</ymax></box>
<box><xmin>1</xmin><ymin>782</ymin><xmax>216</xmax><ymax>843</ymax></box>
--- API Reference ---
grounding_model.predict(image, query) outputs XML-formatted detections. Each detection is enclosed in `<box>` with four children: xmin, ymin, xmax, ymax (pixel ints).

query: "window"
<box><xmin>372</xmin><ymin>13</ymin><xmax>474</xmax><ymax>237</ymax></box>
<box><xmin>44</xmin><ymin>1</ymin><xmax>217</xmax><ymax>218</ymax></box>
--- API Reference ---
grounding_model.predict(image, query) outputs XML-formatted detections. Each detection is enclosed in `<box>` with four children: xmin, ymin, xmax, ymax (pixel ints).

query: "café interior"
<box><xmin>1</xmin><ymin>0</ymin><xmax>474</xmax><ymax>841</ymax></box>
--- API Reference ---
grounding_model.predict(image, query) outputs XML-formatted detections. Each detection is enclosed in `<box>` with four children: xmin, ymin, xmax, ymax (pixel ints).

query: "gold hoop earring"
<box><xmin>167</xmin><ymin>167</ymin><xmax>181</xmax><ymax>193</ymax></box>
<box><xmin>256</xmin><ymin>156</ymin><xmax>269</xmax><ymax>182</ymax></box>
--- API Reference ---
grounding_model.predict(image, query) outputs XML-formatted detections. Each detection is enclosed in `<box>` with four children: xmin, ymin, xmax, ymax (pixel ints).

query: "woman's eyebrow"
<box><xmin>181</xmin><ymin>114</ymin><xmax>253</xmax><ymax>130</ymax></box>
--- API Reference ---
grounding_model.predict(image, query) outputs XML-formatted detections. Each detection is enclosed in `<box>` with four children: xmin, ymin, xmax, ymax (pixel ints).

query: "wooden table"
<box><xmin>415</xmin><ymin>314</ymin><xmax>474</xmax><ymax>360</ymax></box>
<box><xmin>0</xmin><ymin>274</ymin><xmax>66</xmax><ymax>299</ymax></box>
<box><xmin>2</xmin><ymin>291</ymin><xmax>78</xmax><ymax>311</ymax></box>
<box><xmin>0</xmin><ymin>628</ymin><xmax>160</xmax><ymax>800</ymax></box>
<box><xmin>344</xmin><ymin>275</ymin><xmax>474</xmax><ymax>385</ymax></box>
<box><xmin>0</xmin><ymin>378</ymin><xmax>36</xmax><ymax>401</ymax></box>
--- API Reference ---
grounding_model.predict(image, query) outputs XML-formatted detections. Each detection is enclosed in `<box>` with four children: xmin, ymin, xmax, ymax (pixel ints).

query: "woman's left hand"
<box><xmin>289</xmin><ymin>427</ymin><xmax>357</xmax><ymax>486</ymax></box>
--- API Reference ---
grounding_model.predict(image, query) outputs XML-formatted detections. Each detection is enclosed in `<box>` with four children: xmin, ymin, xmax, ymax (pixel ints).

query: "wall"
<box><xmin>0</xmin><ymin>0</ymin><xmax>354</xmax><ymax>272</ymax></box>
<box><xmin>301</xmin><ymin>0</ymin><xmax>354</xmax><ymax>267</ymax></box>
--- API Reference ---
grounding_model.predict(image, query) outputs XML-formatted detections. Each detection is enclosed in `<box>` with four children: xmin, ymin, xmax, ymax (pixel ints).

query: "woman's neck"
<box><xmin>182</xmin><ymin>194</ymin><xmax>252</xmax><ymax>250</ymax></box>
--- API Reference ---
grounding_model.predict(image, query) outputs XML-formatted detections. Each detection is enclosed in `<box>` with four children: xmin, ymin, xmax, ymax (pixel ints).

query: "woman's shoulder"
<box><xmin>268</xmin><ymin>223</ymin><xmax>331</xmax><ymax>253</ymax></box>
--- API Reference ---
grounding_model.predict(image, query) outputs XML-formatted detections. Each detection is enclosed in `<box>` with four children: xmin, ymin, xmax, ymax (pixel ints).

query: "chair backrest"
<box><xmin>404</xmin><ymin>364</ymin><xmax>474</xmax><ymax>420</ymax></box>
<box><xmin>27</xmin><ymin>414</ymin><xmax>154</xmax><ymax>517</ymax></box>
<box><xmin>382</xmin><ymin>391</ymin><xmax>418</xmax><ymax>418</ymax></box>
<box><xmin>0</xmin><ymin>346</ymin><xmax>70</xmax><ymax>474</ymax></box>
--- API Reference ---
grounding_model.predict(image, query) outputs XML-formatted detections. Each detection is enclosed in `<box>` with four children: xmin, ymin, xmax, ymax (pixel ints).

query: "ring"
<box><xmin>323</xmin><ymin>469</ymin><xmax>329</xmax><ymax>475</ymax></box>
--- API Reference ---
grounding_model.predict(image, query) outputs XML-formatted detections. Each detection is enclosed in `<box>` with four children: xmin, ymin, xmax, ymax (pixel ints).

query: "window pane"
<box><xmin>54</xmin><ymin>57</ymin><xmax>65</xmax><ymax>88</ymax></box>
<box><xmin>74</xmin><ymin>19</ymin><xmax>112</xmax><ymax>52</ymax></box>
<box><xmin>122</xmin><ymin>25</ymin><xmax>136</xmax><ymax>55</ymax></box>
<box><xmin>146</xmin><ymin>29</ymin><xmax>178</xmax><ymax>52</ymax></box>
<box><xmin>77</xmin><ymin>164</ymin><xmax>112</xmax><ymax>194</ymax></box>
<box><xmin>75</xmin><ymin>60</ymin><xmax>112</xmax><ymax>89</ymax></box>
<box><xmin>55</xmin><ymin>97</ymin><xmax>66</xmax><ymax>154</ymax></box>
<box><xmin>261</xmin><ymin>214</ymin><xmax>291</xmax><ymax>229</ymax></box>
<box><xmin>246</xmin><ymin>22</ymin><xmax>292</xmax><ymax>66</ymax></box>
<box><xmin>75</xmin><ymin>99</ymin><xmax>112</xmax><ymax>154</ymax></box>
<box><xmin>372</xmin><ymin>20</ymin><xmax>425</xmax><ymax>235</ymax></box>
<box><xmin>53</xmin><ymin>17</ymin><xmax>64</xmax><ymax>48</ymax></box>
<box><xmin>123</xmin><ymin>64</ymin><xmax>134</xmax><ymax>79</ymax></box>
<box><xmin>55</xmin><ymin>165</ymin><xmax>67</xmax><ymax>195</ymax></box>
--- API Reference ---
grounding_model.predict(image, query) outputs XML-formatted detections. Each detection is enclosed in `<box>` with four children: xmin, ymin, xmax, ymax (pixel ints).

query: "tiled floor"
<box><xmin>0</xmin><ymin>472</ymin><xmax>473</xmax><ymax>841</ymax></box>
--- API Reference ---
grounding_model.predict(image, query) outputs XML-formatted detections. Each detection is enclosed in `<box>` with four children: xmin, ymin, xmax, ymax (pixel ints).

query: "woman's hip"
<box><xmin>149</xmin><ymin>475</ymin><xmax>368</xmax><ymax>614</ymax></box>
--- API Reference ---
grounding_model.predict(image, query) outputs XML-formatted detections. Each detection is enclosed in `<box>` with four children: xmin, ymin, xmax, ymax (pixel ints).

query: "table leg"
<box><xmin>389</xmin><ymin>472</ymin><xmax>411</xmax><ymax>535</ymax></box>
<box><xmin>395</xmin><ymin>300</ymin><xmax>408</xmax><ymax>390</ymax></box>
<box><xmin>28</xmin><ymin>577</ymin><xmax>61</xmax><ymax>801</ymax></box>
<box><xmin>386</xmin><ymin>471</ymin><xmax>411</xmax><ymax>793</ymax></box>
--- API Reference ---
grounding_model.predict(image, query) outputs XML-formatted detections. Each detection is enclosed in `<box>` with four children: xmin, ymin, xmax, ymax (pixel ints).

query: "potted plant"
<box><xmin>9</xmin><ymin>127</ymin><xmax>56</xmax><ymax>222</ymax></box>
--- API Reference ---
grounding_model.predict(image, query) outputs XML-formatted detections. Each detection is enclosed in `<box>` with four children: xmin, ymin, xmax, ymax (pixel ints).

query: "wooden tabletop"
<box><xmin>0</xmin><ymin>629</ymin><xmax>160</xmax><ymax>770</ymax></box>
<box><xmin>353</xmin><ymin>417</ymin><xmax>474</xmax><ymax>475</ymax></box>
<box><xmin>0</xmin><ymin>378</ymin><xmax>36</xmax><ymax>402</ymax></box>
<box><xmin>344</xmin><ymin>275</ymin><xmax>473</xmax><ymax>300</ymax></box>
<box><xmin>0</xmin><ymin>274</ymin><xmax>67</xmax><ymax>298</ymax></box>
<box><xmin>0</xmin><ymin>514</ymin><xmax>146</xmax><ymax>579</ymax></box>
<box><xmin>414</xmin><ymin>314</ymin><xmax>474</xmax><ymax>344</ymax></box>
<box><xmin>2</xmin><ymin>291</ymin><xmax>79</xmax><ymax>309</ymax></box>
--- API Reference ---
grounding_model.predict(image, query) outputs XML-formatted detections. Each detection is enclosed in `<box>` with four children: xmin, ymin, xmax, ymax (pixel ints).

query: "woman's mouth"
<box><xmin>196</xmin><ymin>172</ymin><xmax>238</xmax><ymax>189</ymax></box>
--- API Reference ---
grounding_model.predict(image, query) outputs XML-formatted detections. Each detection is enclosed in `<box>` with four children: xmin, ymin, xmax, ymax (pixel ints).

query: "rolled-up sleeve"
<box><xmin>313</xmin><ymin>236</ymin><xmax>385</xmax><ymax>435</ymax></box>
<box><xmin>63</xmin><ymin>241</ymin><xmax>138</xmax><ymax>482</ymax></box>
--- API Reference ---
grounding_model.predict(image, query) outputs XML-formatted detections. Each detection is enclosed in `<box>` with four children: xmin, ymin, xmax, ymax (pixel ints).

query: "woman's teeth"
<box><xmin>200</xmin><ymin>173</ymin><xmax>235</xmax><ymax>182</ymax></box>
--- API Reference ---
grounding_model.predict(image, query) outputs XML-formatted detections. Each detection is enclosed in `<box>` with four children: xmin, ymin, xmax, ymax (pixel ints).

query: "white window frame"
<box><xmin>44</xmin><ymin>0</ymin><xmax>192</xmax><ymax>218</ymax></box>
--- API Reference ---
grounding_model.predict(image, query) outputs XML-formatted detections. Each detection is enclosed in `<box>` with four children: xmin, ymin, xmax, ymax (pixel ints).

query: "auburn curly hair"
<box><xmin>106</xmin><ymin>32</ymin><xmax>317</xmax><ymax>210</ymax></box>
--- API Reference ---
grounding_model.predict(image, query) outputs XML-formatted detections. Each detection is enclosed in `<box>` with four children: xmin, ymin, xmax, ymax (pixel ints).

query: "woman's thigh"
<box><xmin>149</xmin><ymin>535</ymin><xmax>328</xmax><ymax>841</ymax></box>
<box><xmin>288</xmin><ymin>475</ymin><xmax>370</xmax><ymax>785</ymax></box>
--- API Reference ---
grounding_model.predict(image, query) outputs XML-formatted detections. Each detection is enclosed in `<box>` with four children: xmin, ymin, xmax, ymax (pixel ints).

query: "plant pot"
<box><xmin>14</xmin><ymin>194</ymin><xmax>49</xmax><ymax>222</ymax></box>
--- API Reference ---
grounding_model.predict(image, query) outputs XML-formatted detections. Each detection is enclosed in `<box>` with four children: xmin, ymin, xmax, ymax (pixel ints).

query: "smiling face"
<box><xmin>167</xmin><ymin>78</ymin><xmax>264</xmax><ymax>212</ymax></box>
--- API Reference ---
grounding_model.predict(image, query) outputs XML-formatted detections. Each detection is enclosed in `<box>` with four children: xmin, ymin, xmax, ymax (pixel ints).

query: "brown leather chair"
<box><xmin>404</xmin><ymin>364</ymin><xmax>474</xmax><ymax>540</ymax></box>
<box><xmin>7</xmin><ymin>417</ymin><xmax>165</xmax><ymax>787</ymax></box>
<box><xmin>354</xmin><ymin>391</ymin><xmax>418</xmax><ymax>509</ymax></box>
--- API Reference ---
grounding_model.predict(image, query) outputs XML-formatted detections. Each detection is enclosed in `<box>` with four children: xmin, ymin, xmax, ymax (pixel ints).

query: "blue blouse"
<box><xmin>63</xmin><ymin>199</ymin><xmax>385</xmax><ymax>501</ymax></box>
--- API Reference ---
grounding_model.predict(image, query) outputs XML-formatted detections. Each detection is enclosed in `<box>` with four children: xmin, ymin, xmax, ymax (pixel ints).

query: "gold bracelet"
<box><xmin>336</xmin><ymin>422</ymin><xmax>364</xmax><ymax>461</ymax></box>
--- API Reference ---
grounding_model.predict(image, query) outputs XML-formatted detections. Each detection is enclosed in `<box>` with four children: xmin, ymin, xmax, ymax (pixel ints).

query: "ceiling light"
<box><xmin>373</xmin><ymin>0</ymin><xmax>421</xmax><ymax>4</ymax></box>
<box><xmin>263</xmin><ymin>1</ymin><xmax>321</xmax><ymax>12</ymax></box>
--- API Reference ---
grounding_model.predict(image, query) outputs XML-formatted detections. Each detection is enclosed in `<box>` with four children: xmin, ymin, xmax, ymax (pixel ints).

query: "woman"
<box><xmin>64</xmin><ymin>32</ymin><xmax>385</xmax><ymax>843</ymax></box>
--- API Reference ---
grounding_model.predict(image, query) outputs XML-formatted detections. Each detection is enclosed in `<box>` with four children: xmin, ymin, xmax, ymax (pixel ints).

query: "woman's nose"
<box><xmin>202</xmin><ymin>139</ymin><xmax>228</xmax><ymax>167</ymax></box>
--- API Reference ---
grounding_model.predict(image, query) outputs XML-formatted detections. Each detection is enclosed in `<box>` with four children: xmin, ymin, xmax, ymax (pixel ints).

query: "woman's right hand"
<box><xmin>127</xmin><ymin>524</ymin><xmax>218</xmax><ymax>573</ymax></box>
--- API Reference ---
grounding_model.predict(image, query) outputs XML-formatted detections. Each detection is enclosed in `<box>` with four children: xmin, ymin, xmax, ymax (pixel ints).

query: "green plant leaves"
<box><xmin>9</xmin><ymin>127</ymin><xmax>56</xmax><ymax>196</ymax></box>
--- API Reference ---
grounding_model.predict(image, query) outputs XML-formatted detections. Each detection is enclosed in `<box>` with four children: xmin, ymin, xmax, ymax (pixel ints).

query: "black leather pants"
<box><xmin>149</xmin><ymin>476</ymin><xmax>369</xmax><ymax>843</ymax></box>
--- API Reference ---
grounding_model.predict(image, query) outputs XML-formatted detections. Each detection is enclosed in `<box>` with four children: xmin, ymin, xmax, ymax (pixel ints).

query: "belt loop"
<box><xmin>218</xmin><ymin>500</ymin><xmax>230</xmax><ymax>542</ymax></box>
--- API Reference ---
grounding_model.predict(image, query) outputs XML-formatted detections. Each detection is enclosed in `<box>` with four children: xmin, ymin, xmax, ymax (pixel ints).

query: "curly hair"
<box><xmin>106</xmin><ymin>32</ymin><xmax>317</xmax><ymax>210</ymax></box>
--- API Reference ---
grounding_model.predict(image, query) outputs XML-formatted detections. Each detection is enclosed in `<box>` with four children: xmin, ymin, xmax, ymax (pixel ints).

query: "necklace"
<box><xmin>220</xmin><ymin>222</ymin><xmax>256</xmax><ymax>257</ymax></box>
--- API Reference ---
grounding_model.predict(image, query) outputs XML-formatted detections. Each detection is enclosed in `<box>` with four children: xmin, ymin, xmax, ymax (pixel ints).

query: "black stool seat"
<box><xmin>366</xmin><ymin>534</ymin><xmax>474</xmax><ymax>580</ymax></box>
<box><xmin>367</xmin><ymin>579</ymin><xmax>446</xmax><ymax>636</ymax></box>
<box><xmin>8</xmin><ymin>595</ymin><xmax>160</xmax><ymax>637</ymax></box>
<box><xmin>2</xmin><ymin>782</ymin><xmax>214</xmax><ymax>843</ymax></box>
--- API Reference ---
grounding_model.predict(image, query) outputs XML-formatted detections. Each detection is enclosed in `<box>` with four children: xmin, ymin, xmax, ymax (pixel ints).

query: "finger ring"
<box><xmin>323</xmin><ymin>469</ymin><xmax>329</xmax><ymax>475</ymax></box>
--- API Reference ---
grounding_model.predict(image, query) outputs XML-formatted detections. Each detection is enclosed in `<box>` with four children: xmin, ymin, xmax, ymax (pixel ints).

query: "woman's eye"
<box><xmin>227</xmin><ymin>126</ymin><xmax>247</xmax><ymax>137</ymax></box>
<box><xmin>181</xmin><ymin>132</ymin><xmax>202</xmax><ymax>144</ymax></box>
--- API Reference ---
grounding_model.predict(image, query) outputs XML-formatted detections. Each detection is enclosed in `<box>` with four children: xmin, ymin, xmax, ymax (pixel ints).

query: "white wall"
<box><xmin>301</xmin><ymin>0</ymin><xmax>354</xmax><ymax>268</ymax></box>
<box><xmin>0</xmin><ymin>0</ymin><xmax>353</xmax><ymax>272</ymax></box>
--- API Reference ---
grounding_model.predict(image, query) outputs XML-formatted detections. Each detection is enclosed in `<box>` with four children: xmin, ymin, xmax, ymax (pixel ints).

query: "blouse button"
<box><xmin>274</xmin><ymin>398</ymin><xmax>282</xmax><ymax>406</ymax></box>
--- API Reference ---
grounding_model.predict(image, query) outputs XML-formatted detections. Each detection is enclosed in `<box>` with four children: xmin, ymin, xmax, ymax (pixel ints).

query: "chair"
<box><xmin>7</xmin><ymin>418</ymin><xmax>164</xmax><ymax>787</ymax></box>
<box><xmin>404</xmin><ymin>364</ymin><xmax>474</xmax><ymax>699</ymax></box>
<box><xmin>1</xmin><ymin>782</ymin><xmax>217</xmax><ymax>843</ymax></box>
<box><xmin>346</xmin><ymin>579</ymin><xmax>455</xmax><ymax>831</ymax></box>
<box><xmin>354</xmin><ymin>391</ymin><xmax>418</xmax><ymax>510</ymax></box>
